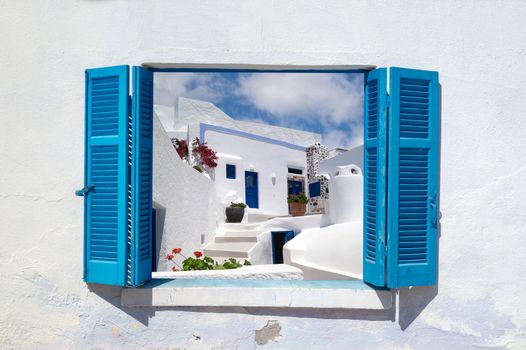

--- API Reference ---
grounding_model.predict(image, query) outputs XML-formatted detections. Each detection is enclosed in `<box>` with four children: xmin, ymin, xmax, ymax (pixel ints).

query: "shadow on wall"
<box><xmin>152</xmin><ymin>201</ymin><xmax>167</xmax><ymax>272</ymax></box>
<box><xmin>87</xmin><ymin>284</ymin><xmax>155</xmax><ymax>326</ymax></box>
<box><xmin>85</xmin><ymin>84</ymin><xmax>443</xmax><ymax>330</ymax></box>
<box><xmin>87</xmin><ymin>283</ymin><xmax>396</xmax><ymax>327</ymax></box>
<box><xmin>398</xmin><ymin>83</ymin><xmax>443</xmax><ymax>330</ymax></box>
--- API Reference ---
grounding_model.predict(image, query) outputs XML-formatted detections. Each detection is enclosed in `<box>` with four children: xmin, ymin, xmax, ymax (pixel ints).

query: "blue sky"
<box><xmin>154</xmin><ymin>72</ymin><xmax>364</xmax><ymax>149</ymax></box>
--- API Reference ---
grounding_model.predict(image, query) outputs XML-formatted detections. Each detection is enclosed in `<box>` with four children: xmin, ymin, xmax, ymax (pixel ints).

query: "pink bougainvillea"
<box><xmin>191</xmin><ymin>137</ymin><xmax>218</xmax><ymax>168</ymax></box>
<box><xmin>171</xmin><ymin>138</ymin><xmax>189</xmax><ymax>161</ymax></box>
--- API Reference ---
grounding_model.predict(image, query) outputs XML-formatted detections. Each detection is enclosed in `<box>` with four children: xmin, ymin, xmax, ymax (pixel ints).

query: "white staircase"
<box><xmin>203</xmin><ymin>223</ymin><xmax>266</xmax><ymax>262</ymax></box>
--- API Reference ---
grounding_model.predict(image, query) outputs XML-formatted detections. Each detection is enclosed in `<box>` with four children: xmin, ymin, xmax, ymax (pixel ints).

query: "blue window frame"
<box><xmin>80</xmin><ymin>63</ymin><xmax>439</xmax><ymax>292</ymax></box>
<box><xmin>309</xmin><ymin>181</ymin><xmax>321</xmax><ymax>197</ymax></box>
<box><xmin>226</xmin><ymin>164</ymin><xmax>236</xmax><ymax>179</ymax></box>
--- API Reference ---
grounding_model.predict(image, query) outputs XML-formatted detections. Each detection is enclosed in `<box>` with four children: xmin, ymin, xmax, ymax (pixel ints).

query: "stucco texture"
<box><xmin>1</xmin><ymin>1</ymin><xmax>525</xmax><ymax>349</ymax></box>
<box><xmin>152</xmin><ymin>115</ymin><xmax>220</xmax><ymax>271</ymax></box>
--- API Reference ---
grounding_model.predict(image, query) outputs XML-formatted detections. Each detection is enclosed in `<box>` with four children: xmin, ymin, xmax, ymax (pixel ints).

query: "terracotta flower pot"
<box><xmin>290</xmin><ymin>202</ymin><xmax>306</xmax><ymax>217</ymax></box>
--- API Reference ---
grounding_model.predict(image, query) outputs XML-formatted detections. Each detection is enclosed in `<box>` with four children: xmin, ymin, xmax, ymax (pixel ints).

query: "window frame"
<box><xmin>141</xmin><ymin>64</ymin><xmax>380</xmax><ymax>300</ymax></box>
<box><xmin>81</xmin><ymin>63</ymin><xmax>438</xmax><ymax>309</ymax></box>
<box><xmin>226</xmin><ymin>163</ymin><xmax>236</xmax><ymax>179</ymax></box>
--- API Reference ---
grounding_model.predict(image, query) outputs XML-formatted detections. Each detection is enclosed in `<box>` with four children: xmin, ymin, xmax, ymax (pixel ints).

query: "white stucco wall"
<box><xmin>175</xmin><ymin>97</ymin><xmax>322</xmax><ymax>147</ymax></box>
<box><xmin>320</xmin><ymin>144</ymin><xmax>364</xmax><ymax>177</ymax></box>
<box><xmin>152</xmin><ymin>114</ymin><xmax>220</xmax><ymax>271</ymax></box>
<box><xmin>1</xmin><ymin>1</ymin><xmax>525</xmax><ymax>349</ymax></box>
<box><xmin>204</xmin><ymin>128</ymin><xmax>307</xmax><ymax>215</ymax></box>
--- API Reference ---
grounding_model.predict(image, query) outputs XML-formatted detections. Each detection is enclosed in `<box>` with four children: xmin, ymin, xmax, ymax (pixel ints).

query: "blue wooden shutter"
<box><xmin>362</xmin><ymin>68</ymin><xmax>388</xmax><ymax>287</ymax></box>
<box><xmin>387</xmin><ymin>67</ymin><xmax>439</xmax><ymax>287</ymax></box>
<box><xmin>130</xmin><ymin>66</ymin><xmax>153</xmax><ymax>286</ymax></box>
<box><xmin>84</xmin><ymin>66</ymin><xmax>129</xmax><ymax>286</ymax></box>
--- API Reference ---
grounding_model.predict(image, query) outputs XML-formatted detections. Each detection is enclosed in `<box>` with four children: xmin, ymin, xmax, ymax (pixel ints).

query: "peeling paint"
<box><xmin>255</xmin><ymin>321</ymin><xmax>282</xmax><ymax>346</ymax></box>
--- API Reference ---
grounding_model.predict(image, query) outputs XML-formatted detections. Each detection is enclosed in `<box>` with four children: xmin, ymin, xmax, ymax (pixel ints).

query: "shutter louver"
<box><xmin>387</xmin><ymin>67</ymin><xmax>439</xmax><ymax>288</ymax></box>
<box><xmin>131</xmin><ymin>66</ymin><xmax>153</xmax><ymax>286</ymax></box>
<box><xmin>84</xmin><ymin>66</ymin><xmax>129</xmax><ymax>286</ymax></box>
<box><xmin>362</xmin><ymin>68</ymin><xmax>388</xmax><ymax>287</ymax></box>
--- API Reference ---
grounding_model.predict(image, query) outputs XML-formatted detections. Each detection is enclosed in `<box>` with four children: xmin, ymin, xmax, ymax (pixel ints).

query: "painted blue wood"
<box><xmin>308</xmin><ymin>181</ymin><xmax>321</xmax><ymax>197</ymax></box>
<box><xmin>131</xmin><ymin>66</ymin><xmax>154</xmax><ymax>286</ymax></box>
<box><xmin>245</xmin><ymin>171</ymin><xmax>259</xmax><ymax>209</ymax></box>
<box><xmin>84</xmin><ymin>65</ymin><xmax>129</xmax><ymax>286</ymax></box>
<box><xmin>226</xmin><ymin>164</ymin><xmax>236</xmax><ymax>179</ymax></box>
<box><xmin>387</xmin><ymin>67</ymin><xmax>439</xmax><ymax>288</ymax></box>
<box><xmin>288</xmin><ymin>180</ymin><xmax>303</xmax><ymax>195</ymax></box>
<box><xmin>362</xmin><ymin>68</ymin><xmax>388</xmax><ymax>287</ymax></box>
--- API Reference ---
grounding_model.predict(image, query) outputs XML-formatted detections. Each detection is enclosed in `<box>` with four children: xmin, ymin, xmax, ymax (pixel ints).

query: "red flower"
<box><xmin>172</xmin><ymin>247</ymin><xmax>182</xmax><ymax>254</ymax></box>
<box><xmin>166</xmin><ymin>254</ymin><xmax>174</xmax><ymax>260</ymax></box>
<box><xmin>193</xmin><ymin>251</ymin><xmax>203</xmax><ymax>258</ymax></box>
<box><xmin>171</xmin><ymin>266</ymin><xmax>178</xmax><ymax>272</ymax></box>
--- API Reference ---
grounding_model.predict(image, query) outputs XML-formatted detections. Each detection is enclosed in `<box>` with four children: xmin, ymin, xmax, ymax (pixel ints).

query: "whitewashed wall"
<box><xmin>152</xmin><ymin>115</ymin><xmax>220</xmax><ymax>271</ymax></box>
<box><xmin>178</xmin><ymin>97</ymin><xmax>321</xmax><ymax>148</ymax></box>
<box><xmin>320</xmin><ymin>144</ymin><xmax>364</xmax><ymax>177</ymax></box>
<box><xmin>1</xmin><ymin>1</ymin><xmax>525</xmax><ymax>349</ymax></box>
<box><xmin>204</xmin><ymin>128</ymin><xmax>307</xmax><ymax>215</ymax></box>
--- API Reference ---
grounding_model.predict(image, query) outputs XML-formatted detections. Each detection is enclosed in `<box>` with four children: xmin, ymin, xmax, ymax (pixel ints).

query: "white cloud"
<box><xmin>236</xmin><ymin>73</ymin><xmax>363</xmax><ymax>125</ymax></box>
<box><xmin>323</xmin><ymin>124</ymin><xmax>364</xmax><ymax>150</ymax></box>
<box><xmin>154</xmin><ymin>72</ymin><xmax>365</xmax><ymax>149</ymax></box>
<box><xmin>153</xmin><ymin>73</ymin><xmax>229</xmax><ymax>106</ymax></box>
<box><xmin>236</xmin><ymin>73</ymin><xmax>364</xmax><ymax>148</ymax></box>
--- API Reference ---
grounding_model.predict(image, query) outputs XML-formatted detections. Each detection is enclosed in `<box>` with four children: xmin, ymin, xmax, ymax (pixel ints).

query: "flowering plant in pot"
<box><xmin>225</xmin><ymin>202</ymin><xmax>247</xmax><ymax>223</ymax></box>
<box><xmin>288</xmin><ymin>192</ymin><xmax>308</xmax><ymax>216</ymax></box>
<box><xmin>166</xmin><ymin>247</ymin><xmax>251</xmax><ymax>271</ymax></box>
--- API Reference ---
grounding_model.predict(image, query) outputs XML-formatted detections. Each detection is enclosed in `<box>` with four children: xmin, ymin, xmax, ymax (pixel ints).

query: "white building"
<box><xmin>157</xmin><ymin>97</ymin><xmax>321</xmax><ymax>216</ymax></box>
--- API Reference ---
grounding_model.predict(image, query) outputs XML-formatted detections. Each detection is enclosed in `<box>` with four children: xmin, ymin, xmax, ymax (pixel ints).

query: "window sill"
<box><xmin>121</xmin><ymin>279</ymin><xmax>393</xmax><ymax>309</ymax></box>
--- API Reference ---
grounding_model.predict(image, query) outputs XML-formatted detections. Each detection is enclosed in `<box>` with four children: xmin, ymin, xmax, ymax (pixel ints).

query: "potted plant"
<box><xmin>288</xmin><ymin>192</ymin><xmax>308</xmax><ymax>217</ymax></box>
<box><xmin>225</xmin><ymin>202</ymin><xmax>247</xmax><ymax>223</ymax></box>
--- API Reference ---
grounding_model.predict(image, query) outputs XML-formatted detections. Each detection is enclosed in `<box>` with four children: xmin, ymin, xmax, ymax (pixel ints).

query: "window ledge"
<box><xmin>121</xmin><ymin>279</ymin><xmax>393</xmax><ymax>309</ymax></box>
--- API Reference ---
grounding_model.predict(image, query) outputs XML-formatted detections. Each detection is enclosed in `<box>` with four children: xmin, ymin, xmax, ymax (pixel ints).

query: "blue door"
<box><xmin>288</xmin><ymin>179</ymin><xmax>304</xmax><ymax>195</ymax></box>
<box><xmin>245</xmin><ymin>171</ymin><xmax>259</xmax><ymax>209</ymax></box>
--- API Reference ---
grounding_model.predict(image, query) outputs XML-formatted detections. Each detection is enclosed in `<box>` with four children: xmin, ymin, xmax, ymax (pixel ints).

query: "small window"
<box><xmin>288</xmin><ymin>167</ymin><xmax>303</xmax><ymax>175</ymax></box>
<box><xmin>309</xmin><ymin>181</ymin><xmax>321</xmax><ymax>197</ymax></box>
<box><xmin>226</xmin><ymin>164</ymin><xmax>236</xmax><ymax>179</ymax></box>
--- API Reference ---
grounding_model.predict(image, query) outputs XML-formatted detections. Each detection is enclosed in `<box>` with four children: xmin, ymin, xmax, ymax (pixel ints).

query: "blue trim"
<box><xmin>200</xmin><ymin>123</ymin><xmax>306</xmax><ymax>151</ymax></box>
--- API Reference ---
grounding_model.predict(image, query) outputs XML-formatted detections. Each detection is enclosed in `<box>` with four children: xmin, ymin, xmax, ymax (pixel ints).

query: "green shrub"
<box><xmin>230</xmin><ymin>202</ymin><xmax>247</xmax><ymax>208</ymax></box>
<box><xmin>287</xmin><ymin>192</ymin><xmax>308</xmax><ymax>204</ymax></box>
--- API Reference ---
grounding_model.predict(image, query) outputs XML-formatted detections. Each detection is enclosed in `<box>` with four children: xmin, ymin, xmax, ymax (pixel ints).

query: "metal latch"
<box><xmin>75</xmin><ymin>185</ymin><xmax>95</xmax><ymax>197</ymax></box>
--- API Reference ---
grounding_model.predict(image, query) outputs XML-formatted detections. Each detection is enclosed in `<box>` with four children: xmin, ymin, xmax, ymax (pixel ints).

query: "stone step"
<box><xmin>220</xmin><ymin>222</ymin><xmax>261</xmax><ymax>231</ymax></box>
<box><xmin>203</xmin><ymin>242</ymin><xmax>256</xmax><ymax>258</ymax></box>
<box><xmin>215</xmin><ymin>230</ymin><xmax>264</xmax><ymax>243</ymax></box>
<box><xmin>246</xmin><ymin>213</ymin><xmax>277</xmax><ymax>223</ymax></box>
<box><xmin>215</xmin><ymin>236</ymin><xmax>255</xmax><ymax>243</ymax></box>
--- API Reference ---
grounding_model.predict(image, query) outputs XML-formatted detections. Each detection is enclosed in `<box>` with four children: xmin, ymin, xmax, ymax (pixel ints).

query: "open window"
<box><xmin>78</xmin><ymin>64</ymin><xmax>439</xmax><ymax>290</ymax></box>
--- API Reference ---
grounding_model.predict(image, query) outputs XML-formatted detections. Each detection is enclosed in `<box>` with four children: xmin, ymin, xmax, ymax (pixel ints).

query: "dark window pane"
<box><xmin>226</xmin><ymin>164</ymin><xmax>236</xmax><ymax>179</ymax></box>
